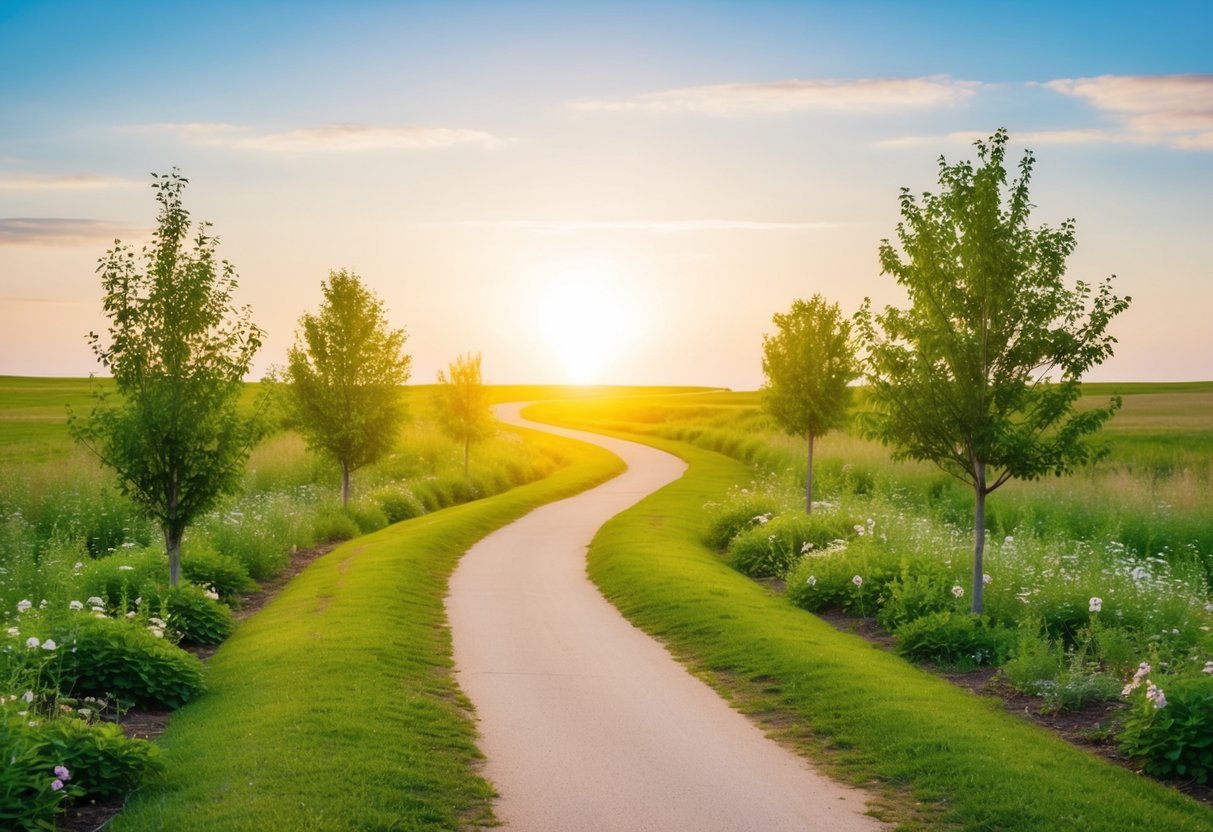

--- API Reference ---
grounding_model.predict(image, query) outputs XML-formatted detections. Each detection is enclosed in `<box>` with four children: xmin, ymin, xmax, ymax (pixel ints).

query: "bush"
<box><xmin>181</xmin><ymin>548</ymin><xmax>257</xmax><ymax>601</ymax></box>
<box><xmin>80</xmin><ymin>550</ymin><xmax>164</xmax><ymax>611</ymax></box>
<box><xmin>346</xmin><ymin>501</ymin><xmax>389</xmax><ymax>535</ymax></box>
<box><xmin>0</xmin><ymin>716</ymin><xmax>73</xmax><ymax>831</ymax></box>
<box><xmin>1003</xmin><ymin>626</ymin><xmax>1064</xmax><ymax>693</ymax></box>
<box><xmin>310</xmin><ymin>507</ymin><xmax>361</xmax><ymax>543</ymax></box>
<box><xmin>705</xmin><ymin>496</ymin><xmax>782</xmax><ymax>550</ymax></box>
<box><xmin>1033</xmin><ymin>669</ymin><xmax>1123</xmax><ymax>713</ymax></box>
<box><xmin>165</xmin><ymin>586</ymin><xmax>234</xmax><ymax>647</ymax></box>
<box><xmin>877</xmin><ymin>559</ymin><xmax>967</xmax><ymax>631</ymax></box>
<box><xmin>29</xmin><ymin>717</ymin><xmax>162</xmax><ymax>800</ymax></box>
<box><xmin>370</xmin><ymin>484</ymin><xmax>425</xmax><ymax>523</ymax></box>
<box><xmin>728</xmin><ymin>512</ymin><xmax>859</xmax><ymax>579</ymax></box>
<box><xmin>785</xmin><ymin>538</ymin><xmax>900</xmax><ymax>616</ymax></box>
<box><xmin>894</xmin><ymin>611</ymin><xmax>1017</xmax><ymax>669</ymax></box>
<box><xmin>1120</xmin><ymin>674</ymin><xmax>1213</xmax><ymax>784</ymax></box>
<box><xmin>57</xmin><ymin>616</ymin><xmax>204</xmax><ymax>709</ymax></box>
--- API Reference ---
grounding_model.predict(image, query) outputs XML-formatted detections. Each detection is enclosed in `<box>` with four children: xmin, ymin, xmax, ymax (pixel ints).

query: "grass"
<box><xmin>529</xmin><ymin>398</ymin><xmax>1213</xmax><ymax>831</ymax></box>
<box><xmin>110</xmin><ymin>424</ymin><xmax>624</xmax><ymax>831</ymax></box>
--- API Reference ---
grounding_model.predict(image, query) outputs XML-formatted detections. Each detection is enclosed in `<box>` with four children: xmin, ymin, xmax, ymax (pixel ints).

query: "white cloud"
<box><xmin>1043</xmin><ymin>75</ymin><xmax>1213</xmax><ymax>150</ymax></box>
<box><xmin>0</xmin><ymin>173</ymin><xmax>140</xmax><ymax>190</ymax></box>
<box><xmin>572</xmin><ymin>75</ymin><xmax>981</xmax><ymax>116</ymax></box>
<box><xmin>0</xmin><ymin>218</ymin><xmax>143</xmax><ymax>245</ymax></box>
<box><xmin>135</xmin><ymin>122</ymin><xmax>504</xmax><ymax>152</ymax></box>
<box><xmin>444</xmin><ymin>219</ymin><xmax>841</xmax><ymax>233</ymax></box>
<box><xmin>874</xmin><ymin>128</ymin><xmax>1121</xmax><ymax>148</ymax></box>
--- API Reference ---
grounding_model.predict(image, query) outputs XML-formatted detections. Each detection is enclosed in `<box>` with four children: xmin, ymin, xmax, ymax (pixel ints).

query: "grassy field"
<box><xmin>528</xmin><ymin>397</ymin><xmax>1213</xmax><ymax>831</ymax></box>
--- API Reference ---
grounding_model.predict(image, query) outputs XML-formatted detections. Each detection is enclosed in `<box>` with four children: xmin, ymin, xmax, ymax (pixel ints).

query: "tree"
<box><xmin>70</xmin><ymin>170</ymin><xmax>264</xmax><ymax>587</ymax></box>
<box><xmin>761</xmin><ymin>295</ymin><xmax>858</xmax><ymax>513</ymax></box>
<box><xmin>285</xmin><ymin>270</ymin><xmax>411</xmax><ymax>506</ymax></box>
<box><xmin>434</xmin><ymin>352</ymin><xmax>495</xmax><ymax>475</ymax></box>
<box><xmin>855</xmin><ymin>129</ymin><xmax>1130</xmax><ymax>613</ymax></box>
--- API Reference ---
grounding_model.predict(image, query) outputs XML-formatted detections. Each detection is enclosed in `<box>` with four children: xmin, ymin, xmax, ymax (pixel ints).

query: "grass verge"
<box><xmin>529</xmin><ymin>401</ymin><xmax>1213</xmax><ymax>832</ymax></box>
<box><xmin>110</xmin><ymin>424</ymin><xmax>624</xmax><ymax>831</ymax></box>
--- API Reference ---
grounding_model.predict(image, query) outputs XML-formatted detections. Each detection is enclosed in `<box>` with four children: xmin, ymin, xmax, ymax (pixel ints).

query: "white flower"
<box><xmin>69</xmin><ymin>600</ymin><xmax>83</xmax><ymax>611</ymax></box>
<box><xmin>852</xmin><ymin>575</ymin><xmax>863</xmax><ymax>587</ymax></box>
<box><xmin>800</xmin><ymin>541</ymin><xmax>815</xmax><ymax>553</ymax></box>
<box><xmin>6</xmin><ymin>626</ymin><xmax>19</xmax><ymax>637</ymax></box>
<box><xmin>73</xmin><ymin>562</ymin><xmax>84</xmax><ymax>571</ymax></box>
<box><xmin>16</xmin><ymin>599</ymin><xmax>32</xmax><ymax>613</ymax></box>
<box><xmin>752</xmin><ymin>513</ymin><xmax>771</xmax><ymax>526</ymax></box>
<box><xmin>77</xmin><ymin>708</ymin><xmax>92</xmax><ymax>718</ymax></box>
<box><xmin>125</xmin><ymin>611</ymin><xmax>137</xmax><ymax>619</ymax></box>
<box><xmin>1203</xmin><ymin>661</ymin><xmax>1213</xmax><ymax>675</ymax></box>
<box><xmin>25</xmin><ymin>636</ymin><xmax>39</xmax><ymax>648</ymax></box>
<box><xmin>1145</xmin><ymin>682</ymin><xmax>1167</xmax><ymax>709</ymax></box>
<box><xmin>854</xmin><ymin>524</ymin><xmax>866</xmax><ymax>536</ymax></box>
<box><xmin>952</xmin><ymin>585</ymin><xmax>965</xmax><ymax>598</ymax></box>
<box><xmin>204</xmin><ymin>589</ymin><xmax>219</xmax><ymax>601</ymax></box>
<box><xmin>22</xmin><ymin>690</ymin><xmax>33</xmax><ymax>703</ymax></box>
<box><xmin>149</xmin><ymin>626</ymin><xmax>164</xmax><ymax>639</ymax></box>
<box><xmin>93</xmin><ymin>612</ymin><xmax>107</xmax><ymax>619</ymax></box>
<box><xmin>38</xmin><ymin>599</ymin><xmax>47</xmax><ymax>609</ymax></box>
<box><xmin>41</xmin><ymin>639</ymin><xmax>57</xmax><ymax>651</ymax></box>
<box><xmin>90</xmin><ymin>606</ymin><xmax>106</xmax><ymax>614</ymax></box>
<box><xmin>1089</xmin><ymin>597</ymin><xmax>1103</xmax><ymax>613</ymax></box>
<box><xmin>982</xmin><ymin>573</ymin><xmax>992</xmax><ymax>586</ymax></box>
<box><xmin>118</xmin><ymin>565</ymin><xmax>134</xmax><ymax>571</ymax></box>
<box><xmin>86</xmin><ymin>596</ymin><xmax>105</xmax><ymax>607</ymax></box>
<box><xmin>806</xmin><ymin>575</ymin><xmax>817</xmax><ymax>586</ymax></box>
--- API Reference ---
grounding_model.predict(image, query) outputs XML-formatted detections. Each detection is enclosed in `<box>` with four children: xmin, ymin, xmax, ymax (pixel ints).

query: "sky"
<box><xmin>1</xmin><ymin>1</ymin><xmax>1210</xmax><ymax>389</ymax></box>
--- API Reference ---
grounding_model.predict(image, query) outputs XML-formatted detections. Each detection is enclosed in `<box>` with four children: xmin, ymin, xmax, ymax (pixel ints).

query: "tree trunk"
<box><xmin>971</xmin><ymin>461</ymin><xmax>986</xmax><ymax>614</ymax></box>
<box><xmin>166</xmin><ymin>527</ymin><xmax>183</xmax><ymax>587</ymax></box>
<box><xmin>805</xmin><ymin>430</ymin><xmax>815</xmax><ymax>514</ymax></box>
<box><xmin>341</xmin><ymin>460</ymin><xmax>351</xmax><ymax>508</ymax></box>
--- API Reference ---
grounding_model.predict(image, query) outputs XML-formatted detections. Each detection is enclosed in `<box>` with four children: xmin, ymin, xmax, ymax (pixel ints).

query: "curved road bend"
<box><xmin>446</xmin><ymin>403</ymin><xmax>885</xmax><ymax>832</ymax></box>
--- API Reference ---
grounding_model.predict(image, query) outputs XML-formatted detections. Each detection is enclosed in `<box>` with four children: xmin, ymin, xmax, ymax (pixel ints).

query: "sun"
<box><xmin>536</xmin><ymin>274</ymin><xmax>631</xmax><ymax>384</ymax></box>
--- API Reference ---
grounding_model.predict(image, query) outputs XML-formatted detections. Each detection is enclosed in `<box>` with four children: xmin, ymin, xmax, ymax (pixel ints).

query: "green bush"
<box><xmin>29</xmin><ymin>717</ymin><xmax>162</xmax><ymax>800</ymax></box>
<box><xmin>57</xmin><ymin>616</ymin><xmax>204</xmax><ymax>709</ymax></box>
<box><xmin>346</xmin><ymin>501</ymin><xmax>389</xmax><ymax>535</ymax></box>
<box><xmin>1003</xmin><ymin>626</ymin><xmax>1064</xmax><ymax>693</ymax></box>
<box><xmin>166</xmin><ymin>586</ymin><xmax>235</xmax><ymax>647</ymax></box>
<box><xmin>80</xmin><ymin>550</ymin><xmax>164</xmax><ymax>611</ymax></box>
<box><xmin>1033</xmin><ymin>668</ymin><xmax>1123</xmax><ymax>713</ymax></box>
<box><xmin>785</xmin><ymin>538</ymin><xmax>900</xmax><ymax>616</ymax></box>
<box><xmin>1120</xmin><ymin>674</ymin><xmax>1213</xmax><ymax>784</ymax></box>
<box><xmin>894</xmin><ymin>611</ymin><xmax>1017</xmax><ymax>669</ymax></box>
<box><xmin>310</xmin><ymin>507</ymin><xmax>361</xmax><ymax>544</ymax></box>
<box><xmin>370</xmin><ymin>484</ymin><xmax>425</xmax><ymax>523</ymax></box>
<box><xmin>728</xmin><ymin>512</ymin><xmax>859</xmax><ymax>579</ymax></box>
<box><xmin>705</xmin><ymin>496</ymin><xmax>782</xmax><ymax>550</ymax></box>
<box><xmin>876</xmin><ymin>559</ymin><xmax>966</xmax><ymax>631</ymax></box>
<box><xmin>0</xmin><ymin>716</ymin><xmax>74</xmax><ymax>831</ymax></box>
<box><xmin>181</xmin><ymin>548</ymin><xmax>257</xmax><ymax>601</ymax></box>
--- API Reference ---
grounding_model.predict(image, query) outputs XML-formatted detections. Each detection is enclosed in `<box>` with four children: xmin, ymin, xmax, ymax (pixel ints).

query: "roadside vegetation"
<box><xmin>529</xmin><ymin>389</ymin><xmax>1213</xmax><ymax>827</ymax></box>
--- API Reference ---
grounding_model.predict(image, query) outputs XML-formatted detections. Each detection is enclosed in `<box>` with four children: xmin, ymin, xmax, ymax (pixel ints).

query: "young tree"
<box><xmin>761</xmin><ymin>295</ymin><xmax>858</xmax><ymax>513</ymax></box>
<box><xmin>70</xmin><ymin>170</ymin><xmax>264</xmax><ymax>586</ymax></box>
<box><xmin>434</xmin><ymin>352</ymin><xmax>495</xmax><ymax>475</ymax></box>
<box><xmin>855</xmin><ymin>129</ymin><xmax>1130</xmax><ymax>613</ymax></box>
<box><xmin>285</xmin><ymin>270</ymin><xmax>411</xmax><ymax>506</ymax></box>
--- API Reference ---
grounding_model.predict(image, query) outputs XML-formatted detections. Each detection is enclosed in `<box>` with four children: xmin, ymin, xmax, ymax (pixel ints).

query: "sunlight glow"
<box><xmin>536</xmin><ymin>270</ymin><xmax>634</xmax><ymax>384</ymax></box>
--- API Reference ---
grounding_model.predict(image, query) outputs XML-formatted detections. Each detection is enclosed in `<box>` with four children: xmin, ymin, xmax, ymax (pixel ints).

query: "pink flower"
<box><xmin>852</xmin><ymin>575</ymin><xmax>863</xmax><ymax>587</ymax></box>
<box><xmin>54</xmin><ymin>765</ymin><xmax>70</xmax><ymax>780</ymax></box>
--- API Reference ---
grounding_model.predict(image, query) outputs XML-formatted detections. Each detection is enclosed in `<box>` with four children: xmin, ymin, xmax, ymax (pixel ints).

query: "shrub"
<box><xmin>1003</xmin><ymin>626</ymin><xmax>1064</xmax><ymax>693</ymax></box>
<box><xmin>165</xmin><ymin>586</ymin><xmax>234</xmax><ymax>647</ymax></box>
<box><xmin>1120</xmin><ymin>674</ymin><xmax>1213</xmax><ymax>784</ymax></box>
<box><xmin>346</xmin><ymin>501</ymin><xmax>389</xmax><ymax>535</ymax></box>
<box><xmin>876</xmin><ymin>559</ymin><xmax>966</xmax><ymax>631</ymax></box>
<box><xmin>181</xmin><ymin>548</ymin><xmax>257</xmax><ymax>601</ymax></box>
<box><xmin>894</xmin><ymin>611</ymin><xmax>1017</xmax><ymax>669</ymax></box>
<box><xmin>786</xmin><ymin>538</ymin><xmax>900</xmax><ymax>616</ymax></box>
<box><xmin>29</xmin><ymin>717</ymin><xmax>162</xmax><ymax>800</ymax></box>
<box><xmin>1033</xmin><ymin>668</ymin><xmax>1123</xmax><ymax>713</ymax></box>
<box><xmin>727</xmin><ymin>511</ymin><xmax>860</xmax><ymax>579</ymax></box>
<box><xmin>57</xmin><ymin>616</ymin><xmax>204</xmax><ymax>709</ymax></box>
<box><xmin>0</xmin><ymin>716</ymin><xmax>73</xmax><ymax>831</ymax></box>
<box><xmin>705</xmin><ymin>496</ymin><xmax>782</xmax><ymax>550</ymax></box>
<box><xmin>310</xmin><ymin>507</ymin><xmax>361</xmax><ymax>544</ymax></box>
<box><xmin>370</xmin><ymin>484</ymin><xmax>425</xmax><ymax>523</ymax></box>
<box><xmin>80</xmin><ymin>550</ymin><xmax>164</xmax><ymax>611</ymax></box>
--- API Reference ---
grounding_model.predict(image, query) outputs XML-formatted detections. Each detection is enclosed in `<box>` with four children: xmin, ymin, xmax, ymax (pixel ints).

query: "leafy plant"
<box><xmin>370</xmin><ymin>483</ymin><xmax>425</xmax><ymax>523</ymax></box>
<box><xmin>181</xmin><ymin>548</ymin><xmax>257</xmax><ymax>601</ymax></box>
<box><xmin>894</xmin><ymin>611</ymin><xmax>1016</xmax><ymax>668</ymax></box>
<box><xmin>164</xmin><ymin>585</ymin><xmax>235</xmax><ymax>647</ymax></box>
<box><xmin>877</xmin><ymin>559</ymin><xmax>966</xmax><ymax>631</ymax></box>
<box><xmin>0</xmin><ymin>716</ymin><xmax>76</xmax><ymax>831</ymax></box>
<box><xmin>29</xmin><ymin>717</ymin><xmax>162</xmax><ymax>799</ymax></box>
<box><xmin>728</xmin><ymin>512</ymin><xmax>858</xmax><ymax>579</ymax></box>
<box><xmin>1120</xmin><ymin>674</ymin><xmax>1213</xmax><ymax>784</ymax></box>
<box><xmin>705</xmin><ymin>495</ymin><xmax>783</xmax><ymax>550</ymax></box>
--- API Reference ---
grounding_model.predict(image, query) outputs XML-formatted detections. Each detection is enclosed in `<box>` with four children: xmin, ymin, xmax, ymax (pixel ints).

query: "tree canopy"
<box><xmin>70</xmin><ymin>170</ymin><xmax>263</xmax><ymax>586</ymax></box>
<box><xmin>285</xmin><ymin>269</ymin><xmax>411</xmax><ymax>506</ymax></box>
<box><xmin>761</xmin><ymin>295</ymin><xmax>857</xmax><ymax>512</ymax></box>
<box><xmin>856</xmin><ymin>129</ymin><xmax>1130</xmax><ymax>612</ymax></box>
<box><xmin>434</xmin><ymin>352</ymin><xmax>495</xmax><ymax>474</ymax></box>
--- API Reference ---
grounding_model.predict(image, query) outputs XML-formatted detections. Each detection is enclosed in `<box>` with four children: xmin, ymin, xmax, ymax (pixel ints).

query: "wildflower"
<box><xmin>6</xmin><ymin>626</ymin><xmax>19</xmax><ymax>636</ymax></box>
<box><xmin>204</xmin><ymin>588</ymin><xmax>219</xmax><ymax>601</ymax></box>
<box><xmin>952</xmin><ymin>585</ymin><xmax>964</xmax><ymax>598</ymax></box>
<box><xmin>16</xmin><ymin>599</ymin><xmax>32</xmax><ymax>613</ymax></box>
<box><xmin>69</xmin><ymin>600</ymin><xmax>83</xmax><ymax>611</ymax></box>
<box><xmin>25</xmin><ymin>636</ymin><xmax>40</xmax><ymax>648</ymax></box>
<box><xmin>982</xmin><ymin>573</ymin><xmax>992</xmax><ymax>586</ymax></box>
<box><xmin>149</xmin><ymin>626</ymin><xmax>164</xmax><ymax>639</ymax></box>
<box><xmin>54</xmin><ymin>765</ymin><xmax>70</xmax><ymax>781</ymax></box>
<box><xmin>41</xmin><ymin>639</ymin><xmax>57</xmax><ymax>651</ymax></box>
<box><xmin>118</xmin><ymin>565</ymin><xmax>134</xmax><ymax>572</ymax></box>
<box><xmin>51</xmin><ymin>779</ymin><xmax>64</xmax><ymax>791</ymax></box>
<box><xmin>1003</xmin><ymin>536</ymin><xmax>1014</xmax><ymax>545</ymax></box>
<box><xmin>854</xmin><ymin>524</ymin><xmax>866</xmax><ymax>536</ymax></box>
<box><xmin>86</xmin><ymin>596</ymin><xmax>105</xmax><ymax>608</ymax></box>
<box><xmin>125</xmin><ymin>611</ymin><xmax>137</xmax><ymax>619</ymax></box>
<box><xmin>1171</xmin><ymin>628</ymin><xmax>1180</xmax><ymax>635</ymax></box>
<box><xmin>852</xmin><ymin>575</ymin><xmax>863</xmax><ymax>587</ymax></box>
<box><xmin>752</xmin><ymin>513</ymin><xmax>771</xmax><ymax>526</ymax></box>
<box><xmin>1089</xmin><ymin>597</ymin><xmax>1103</xmax><ymax>613</ymax></box>
<box><xmin>1145</xmin><ymin>682</ymin><xmax>1167</xmax><ymax>709</ymax></box>
<box><xmin>73</xmin><ymin>562</ymin><xmax>83</xmax><ymax>571</ymax></box>
<box><xmin>866</xmin><ymin>518</ymin><xmax>875</xmax><ymax>532</ymax></box>
<box><xmin>39</xmin><ymin>599</ymin><xmax>47</xmax><ymax>609</ymax></box>
<box><xmin>1122</xmin><ymin>662</ymin><xmax>1152</xmax><ymax>696</ymax></box>
<box><xmin>77</xmin><ymin>708</ymin><xmax>92</xmax><ymax>718</ymax></box>
<box><xmin>93</xmin><ymin>613</ymin><xmax>107</xmax><ymax>620</ymax></box>
<box><xmin>806</xmin><ymin>575</ymin><xmax>817</xmax><ymax>587</ymax></box>
<box><xmin>22</xmin><ymin>690</ymin><xmax>33</xmax><ymax>703</ymax></box>
<box><xmin>800</xmin><ymin>541</ymin><xmax>815</xmax><ymax>553</ymax></box>
<box><xmin>1203</xmin><ymin>661</ymin><xmax>1213</xmax><ymax>675</ymax></box>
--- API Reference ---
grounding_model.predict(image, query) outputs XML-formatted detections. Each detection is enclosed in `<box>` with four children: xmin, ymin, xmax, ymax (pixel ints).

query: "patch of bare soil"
<box><xmin>56</xmin><ymin>543</ymin><xmax>337</xmax><ymax>832</ymax></box>
<box><xmin>820</xmin><ymin>610</ymin><xmax>1213</xmax><ymax>808</ymax></box>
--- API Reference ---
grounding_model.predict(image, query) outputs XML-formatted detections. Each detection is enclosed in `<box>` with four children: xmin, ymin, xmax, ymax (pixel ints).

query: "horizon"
<box><xmin>2</xmin><ymin>2</ymin><xmax>1211</xmax><ymax>388</ymax></box>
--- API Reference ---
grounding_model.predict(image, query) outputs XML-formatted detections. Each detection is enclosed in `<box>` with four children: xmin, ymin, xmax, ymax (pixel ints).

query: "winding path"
<box><xmin>446</xmin><ymin>404</ymin><xmax>885</xmax><ymax>831</ymax></box>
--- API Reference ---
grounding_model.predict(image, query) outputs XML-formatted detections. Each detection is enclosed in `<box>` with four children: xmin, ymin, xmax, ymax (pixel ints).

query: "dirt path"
<box><xmin>447</xmin><ymin>404</ymin><xmax>885</xmax><ymax>832</ymax></box>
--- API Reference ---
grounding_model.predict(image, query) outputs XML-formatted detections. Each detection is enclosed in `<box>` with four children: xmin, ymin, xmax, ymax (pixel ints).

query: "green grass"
<box><xmin>110</xmin><ymin>425</ymin><xmax>624</xmax><ymax>831</ymax></box>
<box><xmin>529</xmin><ymin>399</ymin><xmax>1213</xmax><ymax>832</ymax></box>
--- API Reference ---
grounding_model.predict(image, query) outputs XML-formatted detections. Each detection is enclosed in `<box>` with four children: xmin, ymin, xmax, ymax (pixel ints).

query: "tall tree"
<box><xmin>855</xmin><ymin>129</ymin><xmax>1130</xmax><ymax>613</ymax></box>
<box><xmin>434</xmin><ymin>352</ymin><xmax>495</xmax><ymax>475</ymax></box>
<box><xmin>761</xmin><ymin>295</ymin><xmax>858</xmax><ymax>513</ymax></box>
<box><xmin>70</xmin><ymin>170</ymin><xmax>263</xmax><ymax>586</ymax></box>
<box><xmin>285</xmin><ymin>270</ymin><xmax>411</xmax><ymax>506</ymax></box>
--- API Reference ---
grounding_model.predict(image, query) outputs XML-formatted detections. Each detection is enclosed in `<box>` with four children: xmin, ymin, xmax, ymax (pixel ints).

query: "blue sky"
<box><xmin>1</xmin><ymin>1</ymin><xmax>1210</xmax><ymax>386</ymax></box>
